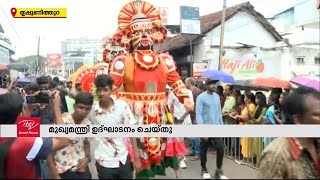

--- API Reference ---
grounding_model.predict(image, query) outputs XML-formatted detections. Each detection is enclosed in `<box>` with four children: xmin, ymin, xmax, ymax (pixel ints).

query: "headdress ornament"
<box><xmin>114</xmin><ymin>0</ymin><xmax>167</xmax><ymax>46</ymax></box>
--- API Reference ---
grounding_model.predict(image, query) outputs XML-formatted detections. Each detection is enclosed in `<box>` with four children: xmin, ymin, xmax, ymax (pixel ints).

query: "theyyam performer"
<box><xmin>109</xmin><ymin>0</ymin><xmax>193</xmax><ymax>178</ymax></box>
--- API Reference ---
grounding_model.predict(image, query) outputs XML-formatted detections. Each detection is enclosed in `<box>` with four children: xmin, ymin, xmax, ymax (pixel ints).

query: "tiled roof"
<box><xmin>157</xmin><ymin>2</ymin><xmax>282</xmax><ymax>52</ymax></box>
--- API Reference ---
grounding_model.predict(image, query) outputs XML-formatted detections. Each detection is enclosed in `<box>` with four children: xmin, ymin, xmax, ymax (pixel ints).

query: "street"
<box><xmin>89</xmin><ymin>140</ymin><xmax>257</xmax><ymax>179</ymax></box>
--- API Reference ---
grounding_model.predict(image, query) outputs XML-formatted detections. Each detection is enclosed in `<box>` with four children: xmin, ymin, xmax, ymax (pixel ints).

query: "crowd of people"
<box><xmin>0</xmin><ymin>75</ymin><xmax>319</xmax><ymax>179</ymax></box>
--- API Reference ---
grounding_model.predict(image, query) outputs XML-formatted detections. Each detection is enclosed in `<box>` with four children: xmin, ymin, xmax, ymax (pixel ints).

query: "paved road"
<box><xmin>89</xmin><ymin>153</ymin><xmax>258</xmax><ymax>179</ymax></box>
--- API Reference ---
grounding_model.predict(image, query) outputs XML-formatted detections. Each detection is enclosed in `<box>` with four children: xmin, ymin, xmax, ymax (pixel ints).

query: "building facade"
<box><xmin>61</xmin><ymin>37</ymin><xmax>103</xmax><ymax>77</ymax></box>
<box><xmin>0</xmin><ymin>24</ymin><xmax>15</xmax><ymax>65</ymax></box>
<box><xmin>158</xmin><ymin>2</ymin><xmax>284</xmax><ymax>80</ymax></box>
<box><xmin>271</xmin><ymin>0</ymin><xmax>320</xmax><ymax>78</ymax></box>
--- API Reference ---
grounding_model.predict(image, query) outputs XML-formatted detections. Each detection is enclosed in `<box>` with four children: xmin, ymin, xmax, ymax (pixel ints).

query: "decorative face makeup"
<box><xmin>130</xmin><ymin>21</ymin><xmax>153</xmax><ymax>50</ymax></box>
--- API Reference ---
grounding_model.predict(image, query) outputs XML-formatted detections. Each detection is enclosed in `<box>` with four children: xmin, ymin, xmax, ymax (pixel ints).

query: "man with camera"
<box><xmin>25</xmin><ymin>76</ymin><xmax>55</xmax><ymax>125</ymax></box>
<box><xmin>24</xmin><ymin>76</ymin><xmax>61</xmax><ymax>179</ymax></box>
<box><xmin>0</xmin><ymin>92</ymin><xmax>69</xmax><ymax>179</ymax></box>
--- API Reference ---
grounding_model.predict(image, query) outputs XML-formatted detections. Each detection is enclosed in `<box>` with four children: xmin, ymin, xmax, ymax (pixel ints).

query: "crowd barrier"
<box><xmin>222</xmin><ymin>121</ymin><xmax>266</xmax><ymax>170</ymax></box>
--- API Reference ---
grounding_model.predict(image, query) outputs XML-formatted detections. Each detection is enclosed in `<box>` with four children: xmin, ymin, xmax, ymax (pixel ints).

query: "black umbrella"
<box><xmin>233</xmin><ymin>80</ymin><xmax>252</xmax><ymax>87</ymax></box>
<box><xmin>232</xmin><ymin>79</ymin><xmax>269</xmax><ymax>91</ymax></box>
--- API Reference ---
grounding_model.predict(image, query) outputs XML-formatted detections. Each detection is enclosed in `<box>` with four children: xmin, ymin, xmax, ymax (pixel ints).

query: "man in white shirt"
<box><xmin>167</xmin><ymin>86</ymin><xmax>193</xmax><ymax>125</ymax></box>
<box><xmin>88</xmin><ymin>75</ymin><xmax>142</xmax><ymax>179</ymax></box>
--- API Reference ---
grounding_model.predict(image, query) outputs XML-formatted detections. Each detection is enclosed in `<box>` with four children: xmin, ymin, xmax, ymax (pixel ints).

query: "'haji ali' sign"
<box><xmin>221</xmin><ymin>58</ymin><xmax>265</xmax><ymax>77</ymax></box>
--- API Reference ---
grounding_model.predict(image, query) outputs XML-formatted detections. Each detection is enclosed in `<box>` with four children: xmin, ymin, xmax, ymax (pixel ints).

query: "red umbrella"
<box><xmin>251</xmin><ymin>77</ymin><xmax>291</xmax><ymax>89</ymax></box>
<box><xmin>0</xmin><ymin>64</ymin><xmax>7</xmax><ymax>70</ymax></box>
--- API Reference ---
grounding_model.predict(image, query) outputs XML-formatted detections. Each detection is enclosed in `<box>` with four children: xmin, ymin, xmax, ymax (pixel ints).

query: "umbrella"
<box><xmin>17</xmin><ymin>77</ymin><xmax>31</xmax><ymax>83</ymax></box>
<box><xmin>251</xmin><ymin>77</ymin><xmax>291</xmax><ymax>89</ymax></box>
<box><xmin>0</xmin><ymin>88</ymin><xmax>9</xmax><ymax>95</ymax></box>
<box><xmin>0</xmin><ymin>64</ymin><xmax>7</xmax><ymax>70</ymax></box>
<box><xmin>200</xmin><ymin>69</ymin><xmax>235</xmax><ymax>83</ymax></box>
<box><xmin>290</xmin><ymin>76</ymin><xmax>320</xmax><ymax>91</ymax></box>
<box><xmin>232</xmin><ymin>79</ymin><xmax>269</xmax><ymax>91</ymax></box>
<box><xmin>233</xmin><ymin>80</ymin><xmax>252</xmax><ymax>87</ymax></box>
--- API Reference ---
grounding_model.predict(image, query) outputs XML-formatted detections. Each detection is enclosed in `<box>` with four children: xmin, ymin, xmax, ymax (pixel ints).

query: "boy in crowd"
<box><xmin>88</xmin><ymin>75</ymin><xmax>142</xmax><ymax>179</ymax></box>
<box><xmin>49</xmin><ymin>92</ymin><xmax>94</xmax><ymax>179</ymax></box>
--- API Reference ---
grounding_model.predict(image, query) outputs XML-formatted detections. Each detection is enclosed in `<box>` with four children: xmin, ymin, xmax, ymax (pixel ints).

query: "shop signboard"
<box><xmin>221</xmin><ymin>57</ymin><xmax>265</xmax><ymax>78</ymax></box>
<box><xmin>193</xmin><ymin>62</ymin><xmax>208</xmax><ymax>77</ymax></box>
<box><xmin>47</xmin><ymin>54</ymin><xmax>62</xmax><ymax>68</ymax></box>
<box><xmin>180</xmin><ymin>6</ymin><xmax>201</xmax><ymax>34</ymax></box>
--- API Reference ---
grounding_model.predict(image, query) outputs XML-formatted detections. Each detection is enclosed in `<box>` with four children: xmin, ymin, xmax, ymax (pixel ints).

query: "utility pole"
<box><xmin>218</xmin><ymin>0</ymin><xmax>226</xmax><ymax>70</ymax></box>
<box><xmin>36</xmin><ymin>36</ymin><xmax>40</xmax><ymax>75</ymax></box>
<box><xmin>189</xmin><ymin>38</ymin><xmax>193</xmax><ymax>77</ymax></box>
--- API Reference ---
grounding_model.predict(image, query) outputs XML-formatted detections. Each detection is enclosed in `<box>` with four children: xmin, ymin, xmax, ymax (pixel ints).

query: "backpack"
<box><xmin>0</xmin><ymin>138</ymin><xmax>16</xmax><ymax>179</ymax></box>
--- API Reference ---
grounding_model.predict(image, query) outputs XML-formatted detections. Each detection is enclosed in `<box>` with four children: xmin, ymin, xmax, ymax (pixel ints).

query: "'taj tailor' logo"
<box><xmin>17</xmin><ymin>117</ymin><xmax>40</xmax><ymax>137</ymax></box>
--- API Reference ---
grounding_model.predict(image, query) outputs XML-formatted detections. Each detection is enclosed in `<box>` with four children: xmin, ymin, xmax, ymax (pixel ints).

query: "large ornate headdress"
<box><xmin>113</xmin><ymin>0</ymin><xmax>167</xmax><ymax>48</ymax></box>
<box><xmin>102</xmin><ymin>33</ymin><xmax>128</xmax><ymax>63</ymax></box>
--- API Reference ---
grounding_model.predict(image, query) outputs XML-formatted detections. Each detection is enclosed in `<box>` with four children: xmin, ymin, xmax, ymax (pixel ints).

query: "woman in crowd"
<box><xmin>273</xmin><ymin>91</ymin><xmax>289</xmax><ymax>124</ymax></box>
<box><xmin>227</xmin><ymin>94</ymin><xmax>245</xmax><ymax>158</ymax></box>
<box><xmin>250</xmin><ymin>93</ymin><xmax>268</xmax><ymax>163</ymax></box>
<box><xmin>262</xmin><ymin>93</ymin><xmax>280</xmax><ymax>147</ymax></box>
<box><xmin>230</xmin><ymin>92</ymin><xmax>256</xmax><ymax>161</ymax></box>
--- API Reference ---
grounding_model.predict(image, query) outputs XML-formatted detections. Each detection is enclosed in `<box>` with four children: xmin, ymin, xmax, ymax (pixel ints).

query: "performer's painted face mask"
<box><xmin>130</xmin><ymin>14</ymin><xmax>153</xmax><ymax>50</ymax></box>
<box><xmin>114</xmin><ymin>0</ymin><xmax>168</xmax><ymax>51</ymax></box>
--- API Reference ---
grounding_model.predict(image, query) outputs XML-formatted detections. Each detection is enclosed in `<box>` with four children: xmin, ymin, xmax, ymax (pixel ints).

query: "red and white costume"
<box><xmin>109</xmin><ymin>0</ymin><xmax>192</xmax><ymax>178</ymax></box>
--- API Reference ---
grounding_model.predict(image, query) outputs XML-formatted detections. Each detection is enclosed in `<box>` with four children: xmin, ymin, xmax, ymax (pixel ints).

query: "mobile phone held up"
<box><xmin>26</xmin><ymin>91</ymin><xmax>50</xmax><ymax>104</ymax></box>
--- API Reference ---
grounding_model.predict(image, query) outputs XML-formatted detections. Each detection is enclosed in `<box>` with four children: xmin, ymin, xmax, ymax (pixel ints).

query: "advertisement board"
<box><xmin>193</xmin><ymin>62</ymin><xmax>208</xmax><ymax>77</ymax></box>
<box><xmin>180</xmin><ymin>6</ymin><xmax>201</xmax><ymax>34</ymax></box>
<box><xmin>47</xmin><ymin>54</ymin><xmax>62</xmax><ymax>68</ymax></box>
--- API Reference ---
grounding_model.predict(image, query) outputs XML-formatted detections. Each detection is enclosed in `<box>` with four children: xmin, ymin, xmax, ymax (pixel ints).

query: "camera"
<box><xmin>26</xmin><ymin>91</ymin><xmax>50</xmax><ymax>104</ymax></box>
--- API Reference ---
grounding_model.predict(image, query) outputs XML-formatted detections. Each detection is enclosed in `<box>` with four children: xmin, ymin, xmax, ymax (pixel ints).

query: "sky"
<box><xmin>0</xmin><ymin>0</ymin><xmax>294</xmax><ymax>59</ymax></box>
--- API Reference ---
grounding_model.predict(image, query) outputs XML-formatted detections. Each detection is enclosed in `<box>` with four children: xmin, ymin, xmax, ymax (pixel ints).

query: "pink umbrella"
<box><xmin>0</xmin><ymin>64</ymin><xmax>7</xmax><ymax>70</ymax></box>
<box><xmin>290</xmin><ymin>76</ymin><xmax>320</xmax><ymax>91</ymax></box>
<box><xmin>0</xmin><ymin>88</ymin><xmax>9</xmax><ymax>95</ymax></box>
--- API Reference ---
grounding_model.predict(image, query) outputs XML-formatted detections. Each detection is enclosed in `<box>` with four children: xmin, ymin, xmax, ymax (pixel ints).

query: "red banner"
<box><xmin>47</xmin><ymin>54</ymin><xmax>62</xmax><ymax>68</ymax></box>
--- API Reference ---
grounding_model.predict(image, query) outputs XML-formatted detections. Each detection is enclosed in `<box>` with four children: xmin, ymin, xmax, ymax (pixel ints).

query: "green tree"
<box><xmin>17</xmin><ymin>55</ymin><xmax>47</xmax><ymax>71</ymax></box>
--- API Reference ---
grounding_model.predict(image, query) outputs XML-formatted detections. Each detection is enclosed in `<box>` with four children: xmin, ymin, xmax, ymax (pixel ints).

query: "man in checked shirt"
<box><xmin>88</xmin><ymin>75</ymin><xmax>142</xmax><ymax>179</ymax></box>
